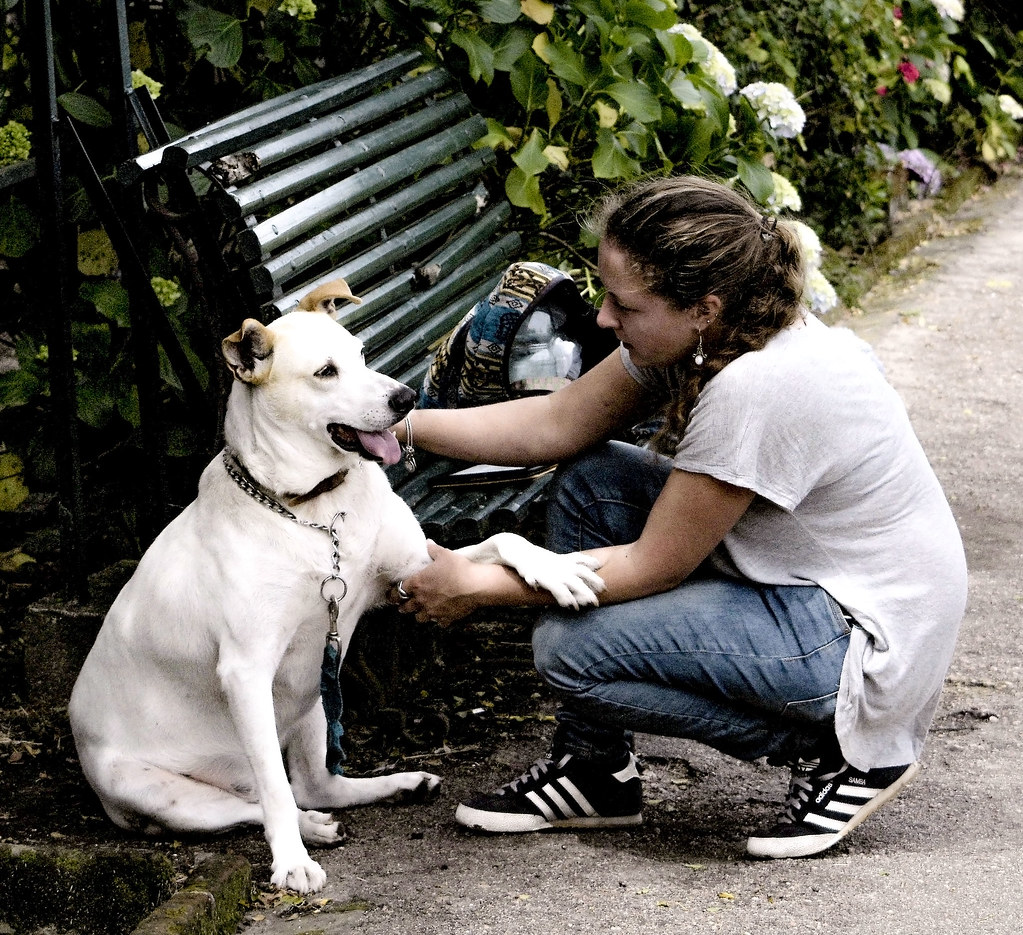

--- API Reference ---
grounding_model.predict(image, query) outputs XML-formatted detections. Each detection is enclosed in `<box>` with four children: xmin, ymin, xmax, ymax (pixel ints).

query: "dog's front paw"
<box><xmin>271</xmin><ymin>853</ymin><xmax>327</xmax><ymax>894</ymax></box>
<box><xmin>379</xmin><ymin>770</ymin><xmax>442</xmax><ymax>805</ymax></box>
<box><xmin>518</xmin><ymin>551</ymin><xmax>606</xmax><ymax>609</ymax></box>
<box><xmin>299</xmin><ymin>809</ymin><xmax>345</xmax><ymax>847</ymax></box>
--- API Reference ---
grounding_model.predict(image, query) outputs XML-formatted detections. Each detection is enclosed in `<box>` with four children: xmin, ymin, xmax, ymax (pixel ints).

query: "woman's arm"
<box><xmin>399</xmin><ymin>349</ymin><xmax>648</xmax><ymax>466</ymax></box>
<box><xmin>397</xmin><ymin>467</ymin><xmax>755</xmax><ymax>625</ymax></box>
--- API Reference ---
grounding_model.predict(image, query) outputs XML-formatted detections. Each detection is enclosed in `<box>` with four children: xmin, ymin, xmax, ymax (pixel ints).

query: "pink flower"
<box><xmin>893</xmin><ymin>6</ymin><xmax>903</xmax><ymax>19</ymax></box>
<box><xmin>877</xmin><ymin>86</ymin><xmax>889</xmax><ymax>96</ymax></box>
<box><xmin>898</xmin><ymin>60</ymin><xmax>920</xmax><ymax>84</ymax></box>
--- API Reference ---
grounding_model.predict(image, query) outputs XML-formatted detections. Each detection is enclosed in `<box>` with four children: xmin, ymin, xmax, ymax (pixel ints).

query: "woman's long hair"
<box><xmin>586</xmin><ymin>175</ymin><xmax>806</xmax><ymax>451</ymax></box>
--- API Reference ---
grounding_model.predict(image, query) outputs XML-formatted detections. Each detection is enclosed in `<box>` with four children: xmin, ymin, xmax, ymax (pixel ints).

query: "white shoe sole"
<box><xmin>746</xmin><ymin>761</ymin><xmax>921</xmax><ymax>859</ymax></box>
<box><xmin>454</xmin><ymin>803</ymin><xmax>642</xmax><ymax>834</ymax></box>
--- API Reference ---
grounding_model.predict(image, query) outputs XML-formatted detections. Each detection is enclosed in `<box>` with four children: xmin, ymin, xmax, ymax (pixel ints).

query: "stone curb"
<box><xmin>130</xmin><ymin>854</ymin><xmax>252</xmax><ymax>935</ymax></box>
<box><xmin>0</xmin><ymin>842</ymin><xmax>175</xmax><ymax>934</ymax></box>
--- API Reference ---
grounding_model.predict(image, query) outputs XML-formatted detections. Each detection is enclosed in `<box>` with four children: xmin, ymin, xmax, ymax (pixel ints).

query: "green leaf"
<box><xmin>451</xmin><ymin>29</ymin><xmax>495</xmax><ymax>84</ymax></box>
<box><xmin>77</xmin><ymin>229</ymin><xmax>118</xmax><ymax>277</ymax></box>
<box><xmin>604</xmin><ymin>80</ymin><xmax>661</xmax><ymax>123</ymax></box>
<box><xmin>183</xmin><ymin>3</ymin><xmax>243</xmax><ymax>68</ymax></box>
<box><xmin>118</xmin><ymin>384</ymin><xmax>141</xmax><ymax>429</ymax></box>
<box><xmin>0</xmin><ymin>452</ymin><xmax>29</xmax><ymax>512</ymax></box>
<box><xmin>655</xmin><ymin>30</ymin><xmax>693</xmax><ymax>69</ymax></box>
<box><xmin>493</xmin><ymin>25</ymin><xmax>534</xmax><ymax>72</ymax></box>
<box><xmin>509</xmin><ymin>51</ymin><xmax>548</xmax><ymax>113</ymax></box>
<box><xmin>546</xmin><ymin>40</ymin><xmax>589</xmax><ymax>88</ymax></box>
<box><xmin>666</xmin><ymin>73</ymin><xmax>706</xmax><ymax>113</ymax></box>
<box><xmin>262</xmin><ymin>36</ymin><xmax>285</xmax><ymax>63</ymax></box>
<box><xmin>505</xmin><ymin>166</ymin><xmax>546</xmax><ymax>215</ymax></box>
<box><xmin>511</xmin><ymin>129</ymin><xmax>550</xmax><ymax>176</ymax></box>
<box><xmin>923</xmin><ymin>78</ymin><xmax>951</xmax><ymax>105</ymax></box>
<box><xmin>610</xmin><ymin>26</ymin><xmax>654</xmax><ymax>56</ymax></box>
<box><xmin>477</xmin><ymin>118</ymin><xmax>517</xmax><ymax>151</ymax></box>
<box><xmin>736</xmin><ymin>156</ymin><xmax>774</xmax><ymax>203</ymax></box>
<box><xmin>0</xmin><ymin>549</ymin><xmax>35</xmax><ymax>572</ymax></box>
<box><xmin>58</xmin><ymin>93</ymin><xmax>113</xmax><ymax>128</ymax></box>
<box><xmin>680</xmin><ymin>116</ymin><xmax>717</xmax><ymax>166</ymax></box>
<box><xmin>0</xmin><ymin>194</ymin><xmax>40</xmax><ymax>258</ymax></box>
<box><xmin>592</xmin><ymin>128</ymin><xmax>641</xmax><ymax>179</ymax></box>
<box><xmin>81</xmin><ymin>281</ymin><xmax>131</xmax><ymax>328</ymax></box>
<box><xmin>623</xmin><ymin>0</ymin><xmax>677</xmax><ymax>31</ymax></box>
<box><xmin>0</xmin><ymin>369</ymin><xmax>42</xmax><ymax>410</ymax></box>
<box><xmin>76</xmin><ymin>380</ymin><xmax>116</xmax><ymax>430</ymax></box>
<box><xmin>479</xmin><ymin>0</ymin><xmax>521</xmax><ymax>24</ymax></box>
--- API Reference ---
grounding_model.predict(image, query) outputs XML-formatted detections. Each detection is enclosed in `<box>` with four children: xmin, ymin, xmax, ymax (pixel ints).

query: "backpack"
<box><xmin>419</xmin><ymin>261</ymin><xmax>610</xmax><ymax>409</ymax></box>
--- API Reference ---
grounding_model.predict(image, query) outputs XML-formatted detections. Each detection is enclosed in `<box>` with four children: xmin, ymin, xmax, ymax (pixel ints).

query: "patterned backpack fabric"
<box><xmin>420</xmin><ymin>261</ymin><xmax>601</xmax><ymax>409</ymax></box>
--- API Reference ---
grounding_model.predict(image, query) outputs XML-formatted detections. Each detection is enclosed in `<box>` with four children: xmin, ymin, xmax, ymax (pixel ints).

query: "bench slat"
<box><xmin>250</xmin><ymin>158</ymin><xmax>491</xmax><ymax>298</ymax></box>
<box><xmin>269</xmin><ymin>198</ymin><xmax>511</xmax><ymax>322</ymax></box>
<box><xmin>216</xmin><ymin>91</ymin><xmax>471</xmax><ymax>219</ymax></box>
<box><xmin>118</xmin><ymin>51</ymin><xmax>424</xmax><ymax>185</ymax></box>
<box><xmin>365</xmin><ymin>233</ymin><xmax>520</xmax><ymax>373</ymax></box>
<box><xmin>237</xmin><ymin>115</ymin><xmax>487</xmax><ymax>261</ymax></box>
<box><xmin>210</xmin><ymin>69</ymin><xmax>454</xmax><ymax>201</ymax></box>
<box><xmin>162</xmin><ymin>52</ymin><xmax>424</xmax><ymax>171</ymax></box>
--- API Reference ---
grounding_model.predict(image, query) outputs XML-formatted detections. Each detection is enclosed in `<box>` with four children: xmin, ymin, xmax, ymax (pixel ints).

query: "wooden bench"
<box><xmin>117</xmin><ymin>50</ymin><xmax>591</xmax><ymax>545</ymax></box>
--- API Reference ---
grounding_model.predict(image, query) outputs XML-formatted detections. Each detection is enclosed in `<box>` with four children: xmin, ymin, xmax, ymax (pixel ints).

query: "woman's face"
<box><xmin>596</xmin><ymin>240</ymin><xmax>705</xmax><ymax>369</ymax></box>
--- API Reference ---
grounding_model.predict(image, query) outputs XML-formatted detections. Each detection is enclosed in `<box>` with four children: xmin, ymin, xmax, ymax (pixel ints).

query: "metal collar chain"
<box><xmin>222</xmin><ymin>448</ymin><xmax>340</xmax><ymax>533</ymax></box>
<box><xmin>222</xmin><ymin>448</ymin><xmax>348</xmax><ymax>632</ymax></box>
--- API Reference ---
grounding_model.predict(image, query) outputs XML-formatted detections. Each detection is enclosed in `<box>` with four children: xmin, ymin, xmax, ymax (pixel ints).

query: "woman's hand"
<box><xmin>390</xmin><ymin>541</ymin><xmax>488</xmax><ymax>627</ymax></box>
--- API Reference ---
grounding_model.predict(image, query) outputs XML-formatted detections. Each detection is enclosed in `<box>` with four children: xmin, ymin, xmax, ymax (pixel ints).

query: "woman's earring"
<box><xmin>692</xmin><ymin>333</ymin><xmax>706</xmax><ymax>367</ymax></box>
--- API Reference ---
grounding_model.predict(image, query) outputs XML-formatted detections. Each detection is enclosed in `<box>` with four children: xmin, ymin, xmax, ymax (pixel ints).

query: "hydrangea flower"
<box><xmin>999</xmin><ymin>95</ymin><xmax>1023</xmax><ymax>121</ymax></box>
<box><xmin>900</xmin><ymin>148</ymin><xmax>942</xmax><ymax>196</ymax></box>
<box><xmin>150</xmin><ymin>276</ymin><xmax>183</xmax><ymax>308</ymax></box>
<box><xmin>668</xmin><ymin>23</ymin><xmax>738</xmax><ymax>96</ymax></box>
<box><xmin>879</xmin><ymin>144</ymin><xmax>943</xmax><ymax>197</ymax></box>
<box><xmin>929</xmin><ymin>0</ymin><xmax>964</xmax><ymax>21</ymax></box>
<box><xmin>0</xmin><ymin>120</ymin><xmax>30</xmax><ymax>165</ymax></box>
<box><xmin>740</xmin><ymin>82</ymin><xmax>806</xmax><ymax>139</ymax></box>
<box><xmin>279</xmin><ymin>0</ymin><xmax>317</xmax><ymax>21</ymax></box>
<box><xmin>767</xmin><ymin>173</ymin><xmax>802</xmax><ymax>212</ymax></box>
<box><xmin>805</xmin><ymin>268</ymin><xmax>838</xmax><ymax>315</ymax></box>
<box><xmin>791</xmin><ymin>220</ymin><xmax>823</xmax><ymax>269</ymax></box>
<box><xmin>131</xmin><ymin>69</ymin><xmax>163</xmax><ymax>100</ymax></box>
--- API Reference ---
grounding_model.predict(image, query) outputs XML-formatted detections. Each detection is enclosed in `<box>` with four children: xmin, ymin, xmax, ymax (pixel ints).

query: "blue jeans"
<box><xmin>535</xmin><ymin>441</ymin><xmax>851</xmax><ymax>765</ymax></box>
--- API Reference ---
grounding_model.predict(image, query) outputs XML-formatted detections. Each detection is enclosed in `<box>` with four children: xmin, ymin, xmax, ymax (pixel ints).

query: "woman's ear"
<box><xmin>694</xmin><ymin>294</ymin><xmax>722</xmax><ymax>326</ymax></box>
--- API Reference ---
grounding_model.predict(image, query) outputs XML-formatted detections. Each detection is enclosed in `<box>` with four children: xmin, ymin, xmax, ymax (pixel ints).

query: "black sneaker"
<box><xmin>747</xmin><ymin>757</ymin><xmax>920</xmax><ymax>858</ymax></box>
<box><xmin>454</xmin><ymin>752</ymin><xmax>643</xmax><ymax>833</ymax></box>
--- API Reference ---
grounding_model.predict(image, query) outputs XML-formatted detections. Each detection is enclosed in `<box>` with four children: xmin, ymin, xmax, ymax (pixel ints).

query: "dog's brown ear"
<box><xmin>222</xmin><ymin>319</ymin><xmax>274</xmax><ymax>384</ymax></box>
<box><xmin>297</xmin><ymin>278</ymin><xmax>363</xmax><ymax>313</ymax></box>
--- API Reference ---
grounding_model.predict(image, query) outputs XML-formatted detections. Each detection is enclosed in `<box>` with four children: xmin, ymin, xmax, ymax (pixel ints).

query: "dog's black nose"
<box><xmin>389</xmin><ymin>384</ymin><xmax>417</xmax><ymax>416</ymax></box>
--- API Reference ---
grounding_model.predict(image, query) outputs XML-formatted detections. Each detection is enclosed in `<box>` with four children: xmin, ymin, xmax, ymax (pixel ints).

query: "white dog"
<box><xmin>69</xmin><ymin>298</ymin><xmax>604</xmax><ymax>894</ymax></box>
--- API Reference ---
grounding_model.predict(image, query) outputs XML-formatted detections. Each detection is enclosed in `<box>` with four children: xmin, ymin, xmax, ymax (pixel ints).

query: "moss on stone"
<box><xmin>0</xmin><ymin>843</ymin><xmax>174</xmax><ymax>935</ymax></box>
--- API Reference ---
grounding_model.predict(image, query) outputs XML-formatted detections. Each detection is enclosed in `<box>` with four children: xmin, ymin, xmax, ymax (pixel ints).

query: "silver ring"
<box><xmin>396</xmin><ymin>581</ymin><xmax>411</xmax><ymax>602</ymax></box>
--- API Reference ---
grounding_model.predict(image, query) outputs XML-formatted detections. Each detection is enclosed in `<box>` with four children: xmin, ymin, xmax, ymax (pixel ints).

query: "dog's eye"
<box><xmin>314</xmin><ymin>362</ymin><xmax>338</xmax><ymax>379</ymax></box>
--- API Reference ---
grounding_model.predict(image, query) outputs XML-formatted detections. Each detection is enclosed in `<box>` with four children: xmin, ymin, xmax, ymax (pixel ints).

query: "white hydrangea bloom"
<box><xmin>705</xmin><ymin>50</ymin><xmax>738</xmax><ymax>96</ymax></box>
<box><xmin>929</xmin><ymin>0</ymin><xmax>964</xmax><ymax>21</ymax></box>
<box><xmin>998</xmin><ymin>94</ymin><xmax>1023</xmax><ymax>121</ymax></box>
<box><xmin>767</xmin><ymin>173</ymin><xmax>802</xmax><ymax>212</ymax></box>
<box><xmin>792</xmin><ymin>220</ymin><xmax>823</xmax><ymax>270</ymax></box>
<box><xmin>668</xmin><ymin>22</ymin><xmax>738</xmax><ymax>96</ymax></box>
<box><xmin>805</xmin><ymin>268</ymin><xmax>838</xmax><ymax>315</ymax></box>
<box><xmin>740</xmin><ymin>82</ymin><xmax>806</xmax><ymax>139</ymax></box>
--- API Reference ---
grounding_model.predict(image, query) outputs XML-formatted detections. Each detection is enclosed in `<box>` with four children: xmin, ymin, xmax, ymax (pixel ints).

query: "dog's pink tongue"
<box><xmin>357</xmin><ymin>429</ymin><xmax>401</xmax><ymax>465</ymax></box>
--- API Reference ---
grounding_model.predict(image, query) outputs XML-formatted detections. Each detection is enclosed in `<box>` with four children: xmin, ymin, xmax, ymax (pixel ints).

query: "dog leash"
<box><xmin>222</xmin><ymin>447</ymin><xmax>349</xmax><ymax>774</ymax></box>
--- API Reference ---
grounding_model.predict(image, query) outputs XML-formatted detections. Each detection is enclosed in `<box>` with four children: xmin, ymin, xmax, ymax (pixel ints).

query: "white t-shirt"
<box><xmin>622</xmin><ymin>314</ymin><xmax>967</xmax><ymax>769</ymax></box>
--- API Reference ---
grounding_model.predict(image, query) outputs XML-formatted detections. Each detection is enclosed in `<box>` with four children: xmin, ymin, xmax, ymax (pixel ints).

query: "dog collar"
<box><xmin>222</xmin><ymin>448</ymin><xmax>346</xmax><ymax>525</ymax></box>
<box><xmin>283</xmin><ymin>469</ymin><xmax>349</xmax><ymax>506</ymax></box>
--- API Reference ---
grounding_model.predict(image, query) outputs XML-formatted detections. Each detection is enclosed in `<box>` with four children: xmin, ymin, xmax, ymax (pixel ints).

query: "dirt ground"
<box><xmin>3</xmin><ymin>170</ymin><xmax>1023</xmax><ymax>934</ymax></box>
